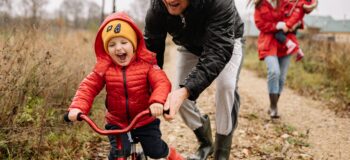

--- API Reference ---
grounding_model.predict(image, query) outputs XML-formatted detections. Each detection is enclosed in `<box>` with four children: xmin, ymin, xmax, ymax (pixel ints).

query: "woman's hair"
<box><xmin>247</xmin><ymin>0</ymin><xmax>260</xmax><ymax>8</ymax></box>
<box><xmin>253</xmin><ymin>0</ymin><xmax>281</xmax><ymax>9</ymax></box>
<box><xmin>254</xmin><ymin>0</ymin><xmax>263</xmax><ymax>7</ymax></box>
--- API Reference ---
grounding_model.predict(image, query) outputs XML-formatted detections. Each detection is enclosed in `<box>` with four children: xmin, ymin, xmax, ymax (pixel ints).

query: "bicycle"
<box><xmin>64</xmin><ymin>109</ymin><xmax>168</xmax><ymax>160</ymax></box>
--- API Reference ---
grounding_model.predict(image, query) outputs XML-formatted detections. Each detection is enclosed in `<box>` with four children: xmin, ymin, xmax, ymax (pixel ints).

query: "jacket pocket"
<box><xmin>257</xmin><ymin>35</ymin><xmax>270</xmax><ymax>51</ymax></box>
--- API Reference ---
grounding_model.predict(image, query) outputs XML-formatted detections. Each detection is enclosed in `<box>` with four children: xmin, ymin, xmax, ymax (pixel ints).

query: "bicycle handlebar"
<box><xmin>64</xmin><ymin>109</ymin><xmax>170</xmax><ymax>135</ymax></box>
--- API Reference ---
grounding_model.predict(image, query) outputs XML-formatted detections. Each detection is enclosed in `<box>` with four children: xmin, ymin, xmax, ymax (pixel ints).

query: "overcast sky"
<box><xmin>44</xmin><ymin>0</ymin><xmax>349</xmax><ymax>20</ymax></box>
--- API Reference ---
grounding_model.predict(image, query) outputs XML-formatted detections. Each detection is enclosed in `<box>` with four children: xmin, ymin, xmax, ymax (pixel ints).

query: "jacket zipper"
<box><xmin>122</xmin><ymin>67</ymin><xmax>131</xmax><ymax>122</ymax></box>
<box><xmin>180</xmin><ymin>14</ymin><xmax>187</xmax><ymax>28</ymax></box>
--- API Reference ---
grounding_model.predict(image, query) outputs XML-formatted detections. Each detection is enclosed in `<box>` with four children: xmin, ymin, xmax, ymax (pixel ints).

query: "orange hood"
<box><xmin>93</xmin><ymin>12</ymin><xmax>157</xmax><ymax>76</ymax></box>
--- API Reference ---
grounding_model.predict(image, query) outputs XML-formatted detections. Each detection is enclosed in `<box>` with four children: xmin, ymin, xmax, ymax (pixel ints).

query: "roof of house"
<box><xmin>243</xmin><ymin>15</ymin><xmax>350</xmax><ymax>37</ymax></box>
<box><xmin>304</xmin><ymin>15</ymin><xmax>350</xmax><ymax>33</ymax></box>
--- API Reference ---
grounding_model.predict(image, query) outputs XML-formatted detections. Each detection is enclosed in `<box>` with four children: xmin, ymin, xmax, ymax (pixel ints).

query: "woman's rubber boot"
<box><xmin>189</xmin><ymin>114</ymin><xmax>214</xmax><ymax>160</ymax></box>
<box><xmin>268</xmin><ymin>93</ymin><xmax>280</xmax><ymax>118</ymax></box>
<box><xmin>213</xmin><ymin>132</ymin><xmax>233</xmax><ymax>160</ymax></box>
<box><xmin>167</xmin><ymin>147</ymin><xmax>184</xmax><ymax>160</ymax></box>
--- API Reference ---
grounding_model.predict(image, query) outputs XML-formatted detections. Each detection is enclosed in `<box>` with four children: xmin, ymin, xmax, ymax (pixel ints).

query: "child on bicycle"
<box><xmin>275</xmin><ymin>0</ymin><xmax>318</xmax><ymax>61</ymax></box>
<box><xmin>67</xmin><ymin>12</ymin><xmax>183</xmax><ymax>160</ymax></box>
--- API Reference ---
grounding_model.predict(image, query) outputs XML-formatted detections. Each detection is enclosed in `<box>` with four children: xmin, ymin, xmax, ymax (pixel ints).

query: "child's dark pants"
<box><xmin>275</xmin><ymin>30</ymin><xmax>299</xmax><ymax>44</ymax></box>
<box><xmin>105</xmin><ymin>119</ymin><xmax>169</xmax><ymax>159</ymax></box>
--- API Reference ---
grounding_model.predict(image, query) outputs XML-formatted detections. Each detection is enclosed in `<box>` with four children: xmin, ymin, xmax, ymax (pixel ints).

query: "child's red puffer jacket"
<box><xmin>68</xmin><ymin>12</ymin><xmax>171</xmax><ymax>128</ymax></box>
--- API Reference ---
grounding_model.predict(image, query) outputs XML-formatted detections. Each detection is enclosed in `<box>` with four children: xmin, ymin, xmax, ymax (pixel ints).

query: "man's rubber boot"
<box><xmin>189</xmin><ymin>114</ymin><xmax>214</xmax><ymax>160</ymax></box>
<box><xmin>213</xmin><ymin>132</ymin><xmax>233</xmax><ymax>160</ymax></box>
<box><xmin>268</xmin><ymin>93</ymin><xmax>280</xmax><ymax>118</ymax></box>
<box><xmin>213</xmin><ymin>93</ymin><xmax>239</xmax><ymax>160</ymax></box>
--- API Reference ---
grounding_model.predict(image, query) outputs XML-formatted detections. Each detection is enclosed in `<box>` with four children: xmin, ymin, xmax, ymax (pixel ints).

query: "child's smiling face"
<box><xmin>107</xmin><ymin>37</ymin><xmax>135</xmax><ymax>66</ymax></box>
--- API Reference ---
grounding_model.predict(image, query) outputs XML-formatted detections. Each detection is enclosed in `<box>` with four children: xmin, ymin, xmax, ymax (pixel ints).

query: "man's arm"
<box><xmin>181</xmin><ymin>0</ymin><xmax>238</xmax><ymax>100</ymax></box>
<box><xmin>144</xmin><ymin>7</ymin><xmax>167</xmax><ymax>68</ymax></box>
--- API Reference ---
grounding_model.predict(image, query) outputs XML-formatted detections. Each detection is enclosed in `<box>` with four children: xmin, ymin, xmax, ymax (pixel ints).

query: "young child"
<box><xmin>67</xmin><ymin>12</ymin><xmax>183</xmax><ymax>160</ymax></box>
<box><xmin>275</xmin><ymin>0</ymin><xmax>318</xmax><ymax>61</ymax></box>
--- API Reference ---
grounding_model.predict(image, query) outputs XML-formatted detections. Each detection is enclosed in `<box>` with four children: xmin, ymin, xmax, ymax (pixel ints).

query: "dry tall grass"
<box><xmin>0</xmin><ymin>25</ymin><xmax>97</xmax><ymax>159</ymax></box>
<box><xmin>244</xmin><ymin>38</ymin><xmax>350</xmax><ymax>116</ymax></box>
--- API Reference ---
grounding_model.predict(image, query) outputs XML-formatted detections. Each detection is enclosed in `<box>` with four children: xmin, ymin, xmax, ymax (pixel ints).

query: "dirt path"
<box><xmin>91</xmin><ymin>46</ymin><xmax>350</xmax><ymax>160</ymax></box>
<box><xmin>237</xmin><ymin>69</ymin><xmax>350</xmax><ymax>160</ymax></box>
<box><xmin>159</xmin><ymin>46</ymin><xmax>350</xmax><ymax>160</ymax></box>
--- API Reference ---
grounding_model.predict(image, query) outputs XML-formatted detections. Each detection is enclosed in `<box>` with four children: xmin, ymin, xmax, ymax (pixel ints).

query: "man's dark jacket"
<box><xmin>144</xmin><ymin>0</ymin><xmax>244</xmax><ymax>101</ymax></box>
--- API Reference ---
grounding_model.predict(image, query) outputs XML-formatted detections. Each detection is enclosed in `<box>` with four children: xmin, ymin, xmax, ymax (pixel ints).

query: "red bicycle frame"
<box><xmin>80</xmin><ymin>110</ymin><xmax>150</xmax><ymax>135</ymax></box>
<box><xmin>65</xmin><ymin>110</ymin><xmax>151</xmax><ymax>160</ymax></box>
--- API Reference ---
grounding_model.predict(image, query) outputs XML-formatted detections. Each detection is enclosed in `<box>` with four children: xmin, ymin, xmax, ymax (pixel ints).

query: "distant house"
<box><xmin>243</xmin><ymin>14</ymin><xmax>350</xmax><ymax>43</ymax></box>
<box><xmin>303</xmin><ymin>15</ymin><xmax>350</xmax><ymax>43</ymax></box>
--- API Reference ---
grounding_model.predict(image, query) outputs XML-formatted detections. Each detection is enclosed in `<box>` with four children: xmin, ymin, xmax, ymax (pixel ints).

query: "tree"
<box><xmin>101</xmin><ymin>0</ymin><xmax>105</xmax><ymax>23</ymax></box>
<box><xmin>87</xmin><ymin>1</ymin><xmax>101</xmax><ymax>20</ymax></box>
<box><xmin>21</xmin><ymin>0</ymin><xmax>48</xmax><ymax>25</ymax></box>
<box><xmin>112</xmin><ymin>0</ymin><xmax>116</xmax><ymax>13</ymax></box>
<box><xmin>0</xmin><ymin>0</ymin><xmax>12</xmax><ymax>26</ymax></box>
<box><xmin>86</xmin><ymin>1</ymin><xmax>101</xmax><ymax>29</ymax></box>
<box><xmin>127</xmin><ymin>0</ymin><xmax>150</xmax><ymax>29</ymax></box>
<box><xmin>0</xmin><ymin>0</ymin><xmax>12</xmax><ymax>13</ymax></box>
<box><xmin>60</xmin><ymin>0</ymin><xmax>84</xmax><ymax>28</ymax></box>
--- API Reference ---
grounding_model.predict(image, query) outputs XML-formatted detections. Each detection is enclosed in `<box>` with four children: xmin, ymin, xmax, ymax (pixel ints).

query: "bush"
<box><xmin>0</xmin><ymin>25</ymin><xmax>101</xmax><ymax>159</ymax></box>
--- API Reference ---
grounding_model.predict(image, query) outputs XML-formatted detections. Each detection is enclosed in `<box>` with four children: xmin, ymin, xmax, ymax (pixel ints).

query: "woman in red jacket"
<box><xmin>274</xmin><ymin>0</ymin><xmax>318</xmax><ymax>61</ymax></box>
<box><xmin>67</xmin><ymin>12</ymin><xmax>183</xmax><ymax>160</ymax></box>
<box><xmin>254</xmin><ymin>0</ymin><xmax>296</xmax><ymax>118</ymax></box>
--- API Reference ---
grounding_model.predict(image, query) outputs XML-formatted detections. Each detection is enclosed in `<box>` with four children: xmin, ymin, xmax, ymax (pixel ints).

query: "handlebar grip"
<box><xmin>63</xmin><ymin>112</ymin><xmax>83</xmax><ymax>122</ymax></box>
<box><xmin>77</xmin><ymin>112</ymin><xmax>83</xmax><ymax>121</ymax></box>
<box><xmin>147</xmin><ymin>109</ymin><xmax>170</xmax><ymax>116</ymax></box>
<box><xmin>64</xmin><ymin>113</ymin><xmax>71</xmax><ymax>122</ymax></box>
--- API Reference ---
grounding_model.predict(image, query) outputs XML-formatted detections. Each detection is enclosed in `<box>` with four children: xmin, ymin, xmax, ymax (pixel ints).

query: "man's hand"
<box><xmin>68</xmin><ymin>108</ymin><xmax>82</xmax><ymax>121</ymax></box>
<box><xmin>163</xmin><ymin>87</ymin><xmax>189</xmax><ymax>121</ymax></box>
<box><xmin>149</xmin><ymin>103</ymin><xmax>164</xmax><ymax>117</ymax></box>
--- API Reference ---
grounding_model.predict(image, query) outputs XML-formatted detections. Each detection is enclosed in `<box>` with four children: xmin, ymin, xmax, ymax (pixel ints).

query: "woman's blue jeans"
<box><xmin>264</xmin><ymin>55</ymin><xmax>292</xmax><ymax>94</ymax></box>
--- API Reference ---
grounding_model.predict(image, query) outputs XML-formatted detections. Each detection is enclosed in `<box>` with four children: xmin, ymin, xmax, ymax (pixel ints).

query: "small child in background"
<box><xmin>67</xmin><ymin>12</ymin><xmax>183</xmax><ymax>160</ymax></box>
<box><xmin>275</xmin><ymin>0</ymin><xmax>318</xmax><ymax>61</ymax></box>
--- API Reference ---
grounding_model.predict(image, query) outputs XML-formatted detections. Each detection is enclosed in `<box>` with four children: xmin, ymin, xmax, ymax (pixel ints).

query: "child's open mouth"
<box><xmin>117</xmin><ymin>53</ymin><xmax>127</xmax><ymax>61</ymax></box>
